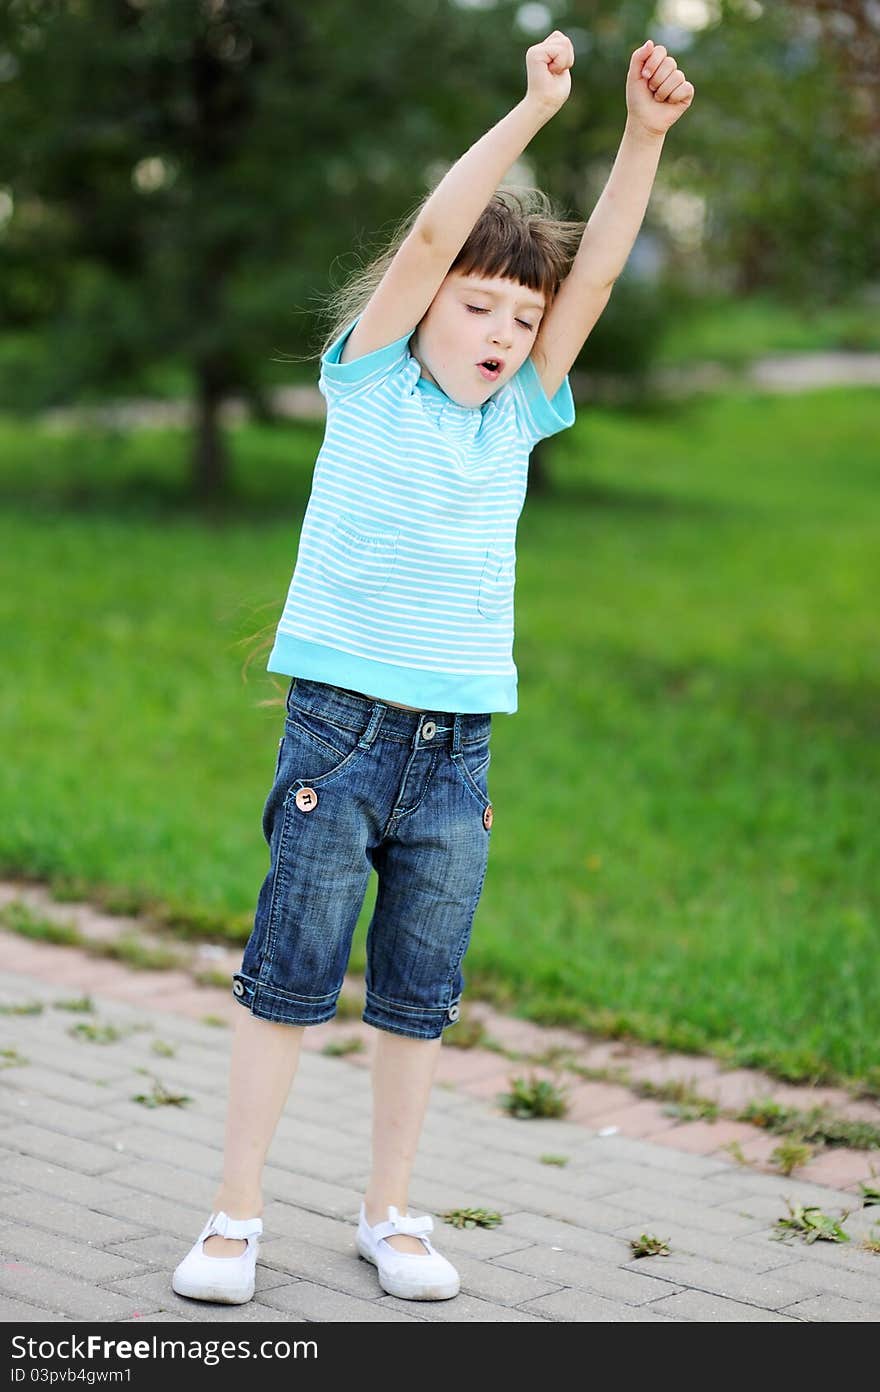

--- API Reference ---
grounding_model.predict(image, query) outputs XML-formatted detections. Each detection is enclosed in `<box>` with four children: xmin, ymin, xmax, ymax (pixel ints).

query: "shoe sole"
<box><xmin>356</xmin><ymin>1237</ymin><xmax>460</xmax><ymax>1300</ymax></box>
<box><xmin>171</xmin><ymin>1274</ymin><xmax>255</xmax><ymax>1305</ymax></box>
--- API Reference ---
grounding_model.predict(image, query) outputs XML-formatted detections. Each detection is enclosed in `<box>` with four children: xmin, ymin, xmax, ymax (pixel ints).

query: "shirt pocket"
<box><xmin>320</xmin><ymin>514</ymin><xmax>399</xmax><ymax>597</ymax></box>
<box><xmin>477</xmin><ymin>543</ymin><xmax>515</xmax><ymax>620</ymax></box>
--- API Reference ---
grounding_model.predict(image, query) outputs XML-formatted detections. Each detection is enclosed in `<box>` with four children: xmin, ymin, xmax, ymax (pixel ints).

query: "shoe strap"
<box><xmin>371</xmin><ymin>1204</ymin><xmax>433</xmax><ymax>1244</ymax></box>
<box><xmin>208</xmin><ymin>1210</ymin><xmax>263</xmax><ymax>1240</ymax></box>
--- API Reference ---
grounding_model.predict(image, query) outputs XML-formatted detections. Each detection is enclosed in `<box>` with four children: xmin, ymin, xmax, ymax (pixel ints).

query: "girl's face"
<box><xmin>410</xmin><ymin>270</ymin><xmax>546</xmax><ymax>407</ymax></box>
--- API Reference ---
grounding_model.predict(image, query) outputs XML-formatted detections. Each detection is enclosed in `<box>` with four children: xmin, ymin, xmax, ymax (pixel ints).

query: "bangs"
<box><xmin>448</xmin><ymin>191</ymin><xmax>574</xmax><ymax>303</ymax></box>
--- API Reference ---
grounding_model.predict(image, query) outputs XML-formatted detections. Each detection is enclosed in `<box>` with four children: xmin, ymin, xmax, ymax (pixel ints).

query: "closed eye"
<box><xmin>466</xmin><ymin>305</ymin><xmax>535</xmax><ymax>332</ymax></box>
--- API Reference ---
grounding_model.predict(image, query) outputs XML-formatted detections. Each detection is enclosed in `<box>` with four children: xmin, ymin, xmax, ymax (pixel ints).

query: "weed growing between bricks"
<box><xmin>774</xmin><ymin>1201</ymin><xmax>852</xmax><ymax>1244</ymax></box>
<box><xmin>630</xmin><ymin>1233</ymin><xmax>671</xmax><ymax>1258</ymax></box>
<box><xmin>441</xmin><ymin>1207</ymin><xmax>503</xmax><ymax>1229</ymax></box>
<box><xmin>770</xmin><ymin>1138</ymin><xmax>814</xmax><ymax>1175</ymax></box>
<box><xmin>132</xmin><ymin>1071</ymin><xmax>192</xmax><ymax>1108</ymax></box>
<box><xmin>53</xmin><ymin>995</ymin><xmax>96</xmax><ymax>1012</ymax></box>
<box><xmin>499</xmin><ymin>1074</ymin><xmax>570</xmax><ymax>1118</ymax></box>
<box><xmin>738</xmin><ymin>1097</ymin><xmax>880</xmax><ymax>1151</ymax></box>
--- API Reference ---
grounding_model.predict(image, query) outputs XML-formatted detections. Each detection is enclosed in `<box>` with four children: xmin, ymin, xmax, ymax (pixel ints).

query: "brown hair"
<box><xmin>242</xmin><ymin>184</ymin><xmax>586</xmax><ymax>701</ymax></box>
<box><xmin>315</xmin><ymin>183</ymin><xmax>586</xmax><ymax>360</ymax></box>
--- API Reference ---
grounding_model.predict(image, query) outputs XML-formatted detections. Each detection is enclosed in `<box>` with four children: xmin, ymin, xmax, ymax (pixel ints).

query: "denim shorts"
<box><xmin>232</xmin><ymin>677</ymin><xmax>494</xmax><ymax>1040</ymax></box>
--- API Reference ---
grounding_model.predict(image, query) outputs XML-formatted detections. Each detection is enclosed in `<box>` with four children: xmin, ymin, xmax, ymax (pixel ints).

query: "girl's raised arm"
<box><xmin>531</xmin><ymin>38</ymin><xmax>695</xmax><ymax>401</ymax></box>
<box><xmin>340</xmin><ymin>33</ymin><xmax>572</xmax><ymax>366</ymax></box>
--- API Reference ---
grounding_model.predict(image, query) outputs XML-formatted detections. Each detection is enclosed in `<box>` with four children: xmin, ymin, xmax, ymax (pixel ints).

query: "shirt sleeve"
<box><xmin>318</xmin><ymin>312</ymin><xmax>415</xmax><ymax>405</ymax></box>
<box><xmin>505</xmin><ymin>352</ymin><xmax>576</xmax><ymax>450</ymax></box>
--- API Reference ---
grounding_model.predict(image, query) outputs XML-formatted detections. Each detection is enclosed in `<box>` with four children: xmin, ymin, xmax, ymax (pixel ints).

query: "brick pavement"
<box><xmin>2</xmin><ymin>928</ymin><xmax>880</xmax><ymax>1321</ymax></box>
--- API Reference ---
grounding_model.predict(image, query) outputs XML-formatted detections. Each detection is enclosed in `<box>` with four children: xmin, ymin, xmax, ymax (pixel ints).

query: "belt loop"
<box><xmin>358</xmin><ymin>702</ymin><xmax>386</xmax><ymax>748</ymax></box>
<box><xmin>451</xmin><ymin>713</ymin><xmax>462</xmax><ymax>756</ymax></box>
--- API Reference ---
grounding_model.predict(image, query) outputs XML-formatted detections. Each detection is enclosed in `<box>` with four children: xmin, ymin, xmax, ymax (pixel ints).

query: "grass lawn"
<box><xmin>1</xmin><ymin>385</ymin><xmax>878</xmax><ymax>1089</ymax></box>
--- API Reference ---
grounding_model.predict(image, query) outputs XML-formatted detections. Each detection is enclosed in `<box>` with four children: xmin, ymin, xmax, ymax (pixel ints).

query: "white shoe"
<box><xmin>171</xmin><ymin>1210</ymin><xmax>263</xmax><ymax>1305</ymax></box>
<box><xmin>356</xmin><ymin>1202</ymin><xmax>460</xmax><ymax>1300</ymax></box>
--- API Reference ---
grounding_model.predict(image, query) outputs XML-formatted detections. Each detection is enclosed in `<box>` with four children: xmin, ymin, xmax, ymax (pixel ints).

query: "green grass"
<box><xmin>1</xmin><ymin>384</ymin><xmax>878</xmax><ymax>1088</ymax></box>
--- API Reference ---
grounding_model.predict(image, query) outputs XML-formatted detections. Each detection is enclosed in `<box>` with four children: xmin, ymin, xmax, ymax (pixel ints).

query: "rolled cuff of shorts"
<box><xmin>231</xmin><ymin>971</ymin><xmax>339</xmax><ymax>1027</ymax></box>
<box><xmin>362</xmin><ymin>988</ymin><xmax>462</xmax><ymax>1041</ymax></box>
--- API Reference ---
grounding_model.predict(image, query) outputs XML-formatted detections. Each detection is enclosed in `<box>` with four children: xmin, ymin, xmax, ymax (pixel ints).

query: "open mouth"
<box><xmin>477</xmin><ymin>359</ymin><xmax>503</xmax><ymax>382</ymax></box>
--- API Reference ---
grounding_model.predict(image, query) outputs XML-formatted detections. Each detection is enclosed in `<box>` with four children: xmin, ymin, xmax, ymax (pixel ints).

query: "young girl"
<box><xmin>171</xmin><ymin>31</ymin><xmax>693</xmax><ymax>1306</ymax></box>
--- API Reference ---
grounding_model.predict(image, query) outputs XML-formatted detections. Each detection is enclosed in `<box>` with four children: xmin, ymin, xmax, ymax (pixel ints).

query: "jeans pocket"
<box><xmin>320</xmin><ymin>514</ymin><xmax>399</xmax><ymax>597</ymax></box>
<box><xmin>451</xmin><ymin>738</ymin><xmax>492</xmax><ymax>811</ymax></box>
<box><xmin>281</xmin><ymin>705</ymin><xmax>367</xmax><ymax>789</ymax></box>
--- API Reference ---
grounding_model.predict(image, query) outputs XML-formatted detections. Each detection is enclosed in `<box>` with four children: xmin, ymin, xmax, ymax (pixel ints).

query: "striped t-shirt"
<box><xmin>266</xmin><ymin>312</ymin><xmax>576</xmax><ymax>714</ymax></box>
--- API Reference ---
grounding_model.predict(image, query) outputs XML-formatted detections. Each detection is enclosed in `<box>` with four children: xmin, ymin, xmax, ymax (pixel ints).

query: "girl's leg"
<box><xmin>203</xmin><ymin>1009</ymin><xmax>305</xmax><ymax>1257</ymax></box>
<box><xmin>363</xmin><ymin>1029</ymin><xmax>444</xmax><ymax>1255</ymax></box>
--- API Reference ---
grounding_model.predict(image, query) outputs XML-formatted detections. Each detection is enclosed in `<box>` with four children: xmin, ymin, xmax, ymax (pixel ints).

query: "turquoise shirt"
<box><xmin>267</xmin><ymin>313</ymin><xmax>576</xmax><ymax>713</ymax></box>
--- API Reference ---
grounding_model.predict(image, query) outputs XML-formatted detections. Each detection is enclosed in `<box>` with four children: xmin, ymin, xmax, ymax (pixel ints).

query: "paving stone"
<box><xmin>643</xmin><ymin>1120</ymin><xmax>759</xmax><ymax>1155</ymax></box>
<box><xmin>582</xmin><ymin>1100</ymin><xmax>683</xmax><ymax>1138</ymax></box>
<box><xmin>482</xmin><ymin>1182</ymin><xmax>637</xmax><ymax>1230</ymax></box>
<box><xmin>92</xmin><ymin>1191</ymin><xmax>209</xmax><ymax>1236</ymax></box>
<box><xmin>0</xmin><ymin>1039</ymin><xmax>133</xmax><ymax>1086</ymax></box>
<box><xmin>107</xmin><ymin>1272</ymin><xmax>300</xmax><ymax>1322</ymax></box>
<box><xmin>193</xmin><ymin>1168</ymin><xmax>366</xmax><ymax>1222</ymax></box>
<box><xmin>619</xmin><ymin>1253</ymin><xmax>827</xmax><ymax>1309</ymax></box>
<box><xmin>450</xmin><ymin>1147</ymin><xmax>622</xmax><ymax>1199</ymax></box>
<box><xmin>253</xmin><ymin>1203</ymin><xmax>357</xmax><ymax>1251</ymax></box>
<box><xmin>377</xmin><ymin>1291</ymin><xmax>550</xmax><ymax>1321</ymax></box>
<box><xmin>104</xmin><ymin>1232</ymin><xmax>193</xmax><ymax>1267</ymax></box>
<box><xmin>732</xmin><ymin>1134</ymin><xmax>786</xmax><ymax>1167</ymax></box>
<box><xmin>706</xmin><ymin>1169</ymin><xmax>858</xmax><ymax>1207</ymax></box>
<box><xmin>774</xmin><ymin>1256</ymin><xmax>880</xmax><ymax>1304</ymax></box>
<box><xmin>715</xmin><ymin>1191</ymin><xmax>858</xmax><ymax>1226</ymax></box>
<box><xmin>0</xmin><ymin>1088</ymin><xmax>126</xmax><ymax>1139</ymax></box>
<box><xmin>99</xmin><ymin>1127</ymin><xmax>225</xmax><ymax>1179</ymax></box>
<box><xmin>494</xmin><ymin>1211</ymin><xmax>637</xmax><ymax>1265</ymax></box>
<box><xmin>611</xmin><ymin>1219</ymin><xmax>804</xmax><ymax>1274</ymax></box>
<box><xmin>414</xmin><ymin>1216</ymin><xmax>540</xmax><ymax>1262</ymax></box>
<box><xmin>557</xmin><ymin>1081</ymin><xmax>640</xmax><ymax>1123</ymax></box>
<box><xmin>442</xmin><ymin>1248</ymin><xmax>565</xmax><ymax>1306</ymax></box>
<box><xmin>2</xmin><ymin>1121</ymin><xmax>127</xmax><ymax>1175</ymax></box>
<box><xmin>0</xmin><ymin>1261</ymin><xmax>158</xmax><ymax>1320</ymax></box>
<box><xmin>0</xmin><ymin>1223</ymin><xmax>146</xmax><ymax>1282</ymax></box>
<box><xmin>256</xmin><ymin>1234</ymin><xmax>391</xmax><ymax>1300</ymax></box>
<box><xmin>780</xmin><ymin>1293</ymin><xmax>880</xmax><ymax>1322</ymax></box>
<box><xmin>597</xmin><ymin>1187</ymin><xmax>769</xmax><ymax>1235</ymax></box>
<box><xmin>0</xmin><ymin>1156</ymin><xmax>151</xmax><ymax>1218</ymax></box>
<box><xmin>519</xmin><ymin>1287</ymin><xmax>679</xmax><ymax>1320</ymax></box>
<box><xmin>492</xmin><ymin>1245</ymin><xmax>683</xmax><ymax>1304</ymax></box>
<box><xmin>119</xmin><ymin>1312</ymin><xmax>190</xmax><ymax>1323</ymax></box>
<box><xmin>333</xmin><ymin>1152</ymin><xmax>509</xmax><ymax>1197</ymax></box>
<box><xmin>0</xmin><ymin>1294</ymin><xmax>70</xmax><ymax>1321</ymax></box>
<box><xmin>796</xmin><ymin>1149</ymin><xmax>878</xmax><ymax>1190</ymax></box>
<box><xmin>581</xmin><ymin>1160</ymin><xmax>750</xmax><ymax>1206</ymax></box>
<box><xmin>571</xmin><ymin>1135</ymin><xmax>733</xmax><ymax>1178</ymax></box>
<box><xmin>0</xmin><ymin>1066</ymin><xmax>120</xmax><ymax>1110</ymax></box>
<box><xmin>405</xmin><ymin>1177</ymin><xmax>522</xmax><ymax>1218</ymax></box>
<box><xmin>257</xmin><ymin>1280</ymin><xmax>426</xmax><ymax>1321</ymax></box>
<box><xmin>647</xmin><ymin>1288</ymin><xmax>802</xmax><ymax>1320</ymax></box>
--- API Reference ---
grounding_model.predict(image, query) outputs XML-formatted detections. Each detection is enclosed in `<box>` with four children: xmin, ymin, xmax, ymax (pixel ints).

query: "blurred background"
<box><xmin>1</xmin><ymin>0</ymin><xmax>877</xmax><ymax>1092</ymax></box>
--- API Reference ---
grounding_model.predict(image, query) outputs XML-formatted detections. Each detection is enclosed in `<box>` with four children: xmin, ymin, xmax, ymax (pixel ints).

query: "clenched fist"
<box><xmin>525</xmin><ymin>30</ymin><xmax>575</xmax><ymax>115</ymax></box>
<box><xmin>627</xmin><ymin>39</ymin><xmax>695</xmax><ymax>135</ymax></box>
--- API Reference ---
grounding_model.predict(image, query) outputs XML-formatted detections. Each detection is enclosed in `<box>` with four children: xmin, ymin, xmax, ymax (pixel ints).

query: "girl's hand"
<box><xmin>525</xmin><ymin>30</ymin><xmax>574</xmax><ymax>115</ymax></box>
<box><xmin>626</xmin><ymin>38</ymin><xmax>694</xmax><ymax>136</ymax></box>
